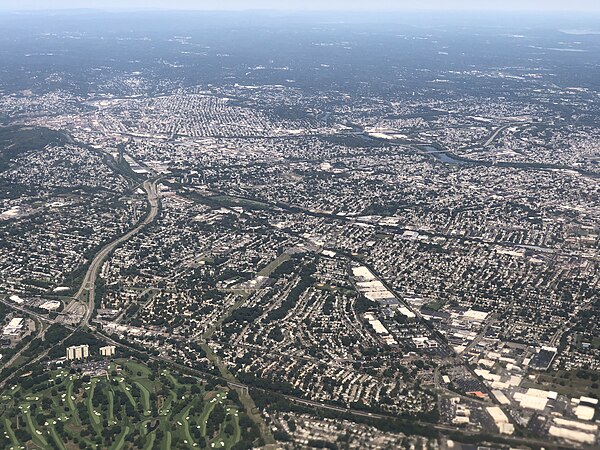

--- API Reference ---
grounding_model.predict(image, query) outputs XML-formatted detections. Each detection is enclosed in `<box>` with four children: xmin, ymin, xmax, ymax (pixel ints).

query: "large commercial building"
<box><xmin>2</xmin><ymin>318</ymin><xmax>24</xmax><ymax>337</ymax></box>
<box><xmin>486</xmin><ymin>406</ymin><xmax>515</xmax><ymax>435</ymax></box>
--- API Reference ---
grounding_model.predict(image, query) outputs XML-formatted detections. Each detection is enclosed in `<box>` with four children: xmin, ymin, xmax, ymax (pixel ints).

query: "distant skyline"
<box><xmin>1</xmin><ymin>0</ymin><xmax>599</xmax><ymax>12</ymax></box>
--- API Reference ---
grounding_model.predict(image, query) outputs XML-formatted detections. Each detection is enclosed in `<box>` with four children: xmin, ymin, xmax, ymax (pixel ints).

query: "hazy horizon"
<box><xmin>1</xmin><ymin>0</ymin><xmax>599</xmax><ymax>12</ymax></box>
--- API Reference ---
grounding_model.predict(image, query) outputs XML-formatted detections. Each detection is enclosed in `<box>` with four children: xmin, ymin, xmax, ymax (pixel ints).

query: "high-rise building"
<box><xmin>100</xmin><ymin>345</ymin><xmax>116</xmax><ymax>358</ymax></box>
<box><xmin>66</xmin><ymin>344</ymin><xmax>89</xmax><ymax>361</ymax></box>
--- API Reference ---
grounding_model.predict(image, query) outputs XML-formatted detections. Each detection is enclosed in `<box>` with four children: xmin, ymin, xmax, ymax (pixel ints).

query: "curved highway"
<box><xmin>75</xmin><ymin>179</ymin><xmax>160</xmax><ymax>325</ymax></box>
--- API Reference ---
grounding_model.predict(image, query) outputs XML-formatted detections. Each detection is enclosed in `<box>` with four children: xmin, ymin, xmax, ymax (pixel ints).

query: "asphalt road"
<box><xmin>91</xmin><ymin>328</ymin><xmax>567</xmax><ymax>450</ymax></box>
<box><xmin>76</xmin><ymin>179</ymin><xmax>160</xmax><ymax>326</ymax></box>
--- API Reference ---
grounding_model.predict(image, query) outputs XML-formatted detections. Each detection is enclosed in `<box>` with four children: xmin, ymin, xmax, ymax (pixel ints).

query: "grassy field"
<box><xmin>257</xmin><ymin>254</ymin><xmax>291</xmax><ymax>277</ymax></box>
<box><xmin>526</xmin><ymin>368</ymin><xmax>600</xmax><ymax>399</ymax></box>
<box><xmin>0</xmin><ymin>359</ymin><xmax>252</xmax><ymax>449</ymax></box>
<box><xmin>208</xmin><ymin>195</ymin><xmax>270</xmax><ymax>211</ymax></box>
<box><xmin>423</xmin><ymin>300</ymin><xmax>446</xmax><ymax>312</ymax></box>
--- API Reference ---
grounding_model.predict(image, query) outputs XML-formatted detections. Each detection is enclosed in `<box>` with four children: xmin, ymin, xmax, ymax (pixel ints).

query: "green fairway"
<box><xmin>134</xmin><ymin>381</ymin><xmax>152</xmax><ymax>415</ymax></box>
<box><xmin>108</xmin><ymin>389</ymin><xmax>116</xmax><ymax>424</ymax></box>
<box><xmin>117</xmin><ymin>379</ymin><xmax>137</xmax><ymax>410</ymax></box>
<box><xmin>3</xmin><ymin>418</ymin><xmax>20</xmax><ymax>449</ymax></box>
<box><xmin>225</xmin><ymin>408</ymin><xmax>241</xmax><ymax>447</ymax></box>
<box><xmin>111</xmin><ymin>424</ymin><xmax>130</xmax><ymax>450</ymax></box>
<box><xmin>86</xmin><ymin>380</ymin><xmax>102</xmax><ymax>429</ymax></box>
<box><xmin>24</xmin><ymin>408</ymin><xmax>49</xmax><ymax>448</ymax></box>
<box><xmin>65</xmin><ymin>379</ymin><xmax>81</xmax><ymax>425</ymax></box>
<box><xmin>143</xmin><ymin>429</ymin><xmax>156</xmax><ymax>450</ymax></box>
<box><xmin>160</xmin><ymin>389</ymin><xmax>176</xmax><ymax>416</ymax></box>
<box><xmin>199</xmin><ymin>399</ymin><xmax>217</xmax><ymax>436</ymax></box>
<box><xmin>164</xmin><ymin>430</ymin><xmax>172</xmax><ymax>449</ymax></box>
<box><xmin>49</xmin><ymin>425</ymin><xmax>67</xmax><ymax>450</ymax></box>
<box><xmin>177</xmin><ymin>404</ymin><xmax>195</xmax><ymax>447</ymax></box>
<box><xmin>125</xmin><ymin>361</ymin><xmax>152</xmax><ymax>378</ymax></box>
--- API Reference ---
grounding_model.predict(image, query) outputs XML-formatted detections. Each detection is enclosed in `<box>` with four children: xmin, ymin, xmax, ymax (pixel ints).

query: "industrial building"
<box><xmin>2</xmin><ymin>318</ymin><xmax>24</xmax><ymax>337</ymax></box>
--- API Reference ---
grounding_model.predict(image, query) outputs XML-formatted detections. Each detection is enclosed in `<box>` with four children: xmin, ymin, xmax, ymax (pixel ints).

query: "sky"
<box><xmin>0</xmin><ymin>0</ymin><xmax>599</xmax><ymax>11</ymax></box>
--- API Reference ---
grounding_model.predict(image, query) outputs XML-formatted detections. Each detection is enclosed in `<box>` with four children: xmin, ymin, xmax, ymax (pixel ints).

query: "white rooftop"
<box><xmin>352</xmin><ymin>266</ymin><xmax>375</xmax><ymax>281</ymax></box>
<box><xmin>8</xmin><ymin>318</ymin><xmax>24</xmax><ymax>328</ymax></box>
<box><xmin>463</xmin><ymin>309</ymin><xmax>489</xmax><ymax>321</ymax></box>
